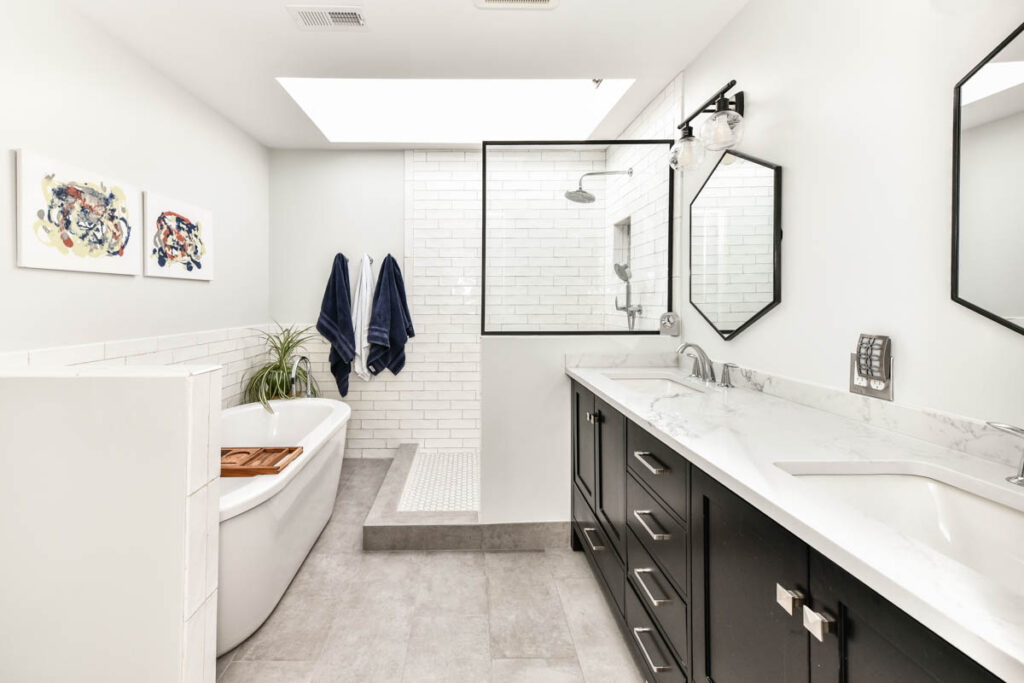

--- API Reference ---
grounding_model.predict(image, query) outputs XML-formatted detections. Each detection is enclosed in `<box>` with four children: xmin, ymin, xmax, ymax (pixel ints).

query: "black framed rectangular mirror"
<box><xmin>953</xmin><ymin>21</ymin><xmax>1024</xmax><ymax>336</ymax></box>
<box><xmin>689</xmin><ymin>150</ymin><xmax>782</xmax><ymax>340</ymax></box>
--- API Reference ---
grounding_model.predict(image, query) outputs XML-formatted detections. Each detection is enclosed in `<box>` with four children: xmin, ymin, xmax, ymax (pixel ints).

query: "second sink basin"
<box><xmin>776</xmin><ymin>460</ymin><xmax>1024</xmax><ymax>595</ymax></box>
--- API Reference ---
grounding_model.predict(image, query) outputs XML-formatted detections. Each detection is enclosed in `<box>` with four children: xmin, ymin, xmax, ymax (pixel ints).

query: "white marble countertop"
<box><xmin>567</xmin><ymin>365</ymin><xmax>1024</xmax><ymax>682</ymax></box>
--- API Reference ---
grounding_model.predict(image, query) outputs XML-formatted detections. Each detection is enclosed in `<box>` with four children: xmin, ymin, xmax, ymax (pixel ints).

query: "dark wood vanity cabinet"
<box><xmin>691</xmin><ymin>468</ymin><xmax>810</xmax><ymax>683</ymax></box>
<box><xmin>807</xmin><ymin>550</ymin><xmax>1001</xmax><ymax>683</ymax></box>
<box><xmin>691</xmin><ymin>469</ymin><xmax>1001</xmax><ymax>683</ymax></box>
<box><xmin>569</xmin><ymin>382</ymin><xmax>1002</xmax><ymax>683</ymax></box>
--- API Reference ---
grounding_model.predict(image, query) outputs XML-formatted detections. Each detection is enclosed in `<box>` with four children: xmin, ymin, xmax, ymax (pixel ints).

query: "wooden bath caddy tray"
<box><xmin>220</xmin><ymin>447</ymin><xmax>303</xmax><ymax>477</ymax></box>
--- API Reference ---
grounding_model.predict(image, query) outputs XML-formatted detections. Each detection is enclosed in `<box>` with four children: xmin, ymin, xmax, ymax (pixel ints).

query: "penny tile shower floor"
<box><xmin>216</xmin><ymin>459</ymin><xmax>643</xmax><ymax>683</ymax></box>
<box><xmin>398</xmin><ymin>449</ymin><xmax>480</xmax><ymax>512</ymax></box>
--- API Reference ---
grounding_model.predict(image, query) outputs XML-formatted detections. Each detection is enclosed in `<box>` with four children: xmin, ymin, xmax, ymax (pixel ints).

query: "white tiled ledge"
<box><xmin>0</xmin><ymin>325</ymin><xmax>271</xmax><ymax>408</ymax></box>
<box><xmin>567</xmin><ymin>363</ymin><xmax>1024</xmax><ymax>682</ymax></box>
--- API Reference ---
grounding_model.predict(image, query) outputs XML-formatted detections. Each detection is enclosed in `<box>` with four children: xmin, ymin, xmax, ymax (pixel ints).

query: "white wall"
<box><xmin>479</xmin><ymin>335</ymin><xmax>676</xmax><ymax>524</ymax></box>
<box><xmin>268</xmin><ymin>150</ymin><xmax>405</xmax><ymax>323</ymax></box>
<box><xmin>958</xmin><ymin>109</ymin><xmax>1024</xmax><ymax>321</ymax></box>
<box><xmin>0</xmin><ymin>0</ymin><xmax>270</xmax><ymax>352</ymax></box>
<box><xmin>678</xmin><ymin>0</ymin><xmax>1024</xmax><ymax>424</ymax></box>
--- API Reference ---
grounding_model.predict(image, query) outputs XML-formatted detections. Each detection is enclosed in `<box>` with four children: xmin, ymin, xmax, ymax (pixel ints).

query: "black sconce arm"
<box><xmin>679</xmin><ymin>79</ymin><xmax>744</xmax><ymax>131</ymax></box>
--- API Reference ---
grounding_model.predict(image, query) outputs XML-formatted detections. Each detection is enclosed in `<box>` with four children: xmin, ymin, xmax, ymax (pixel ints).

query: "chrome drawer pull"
<box><xmin>632</xmin><ymin>627</ymin><xmax>672</xmax><ymax>673</ymax></box>
<box><xmin>775</xmin><ymin>583</ymin><xmax>805</xmax><ymax>616</ymax></box>
<box><xmin>802</xmin><ymin>604</ymin><xmax>836</xmax><ymax>642</ymax></box>
<box><xmin>633</xmin><ymin>510</ymin><xmax>672</xmax><ymax>541</ymax></box>
<box><xmin>633</xmin><ymin>568</ymin><xmax>671</xmax><ymax>607</ymax></box>
<box><xmin>633</xmin><ymin>450</ymin><xmax>666</xmax><ymax>475</ymax></box>
<box><xmin>585</xmin><ymin>411</ymin><xmax>603</xmax><ymax>425</ymax></box>
<box><xmin>581</xmin><ymin>527</ymin><xmax>605</xmax><ymax>551</ymax></box>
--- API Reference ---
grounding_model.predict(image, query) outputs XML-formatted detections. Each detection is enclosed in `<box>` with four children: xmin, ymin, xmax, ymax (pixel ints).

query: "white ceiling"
<box><xmin>64</xmin><ymin>0</ymin><xmax>749</xmax><ymax>149</ymax></box>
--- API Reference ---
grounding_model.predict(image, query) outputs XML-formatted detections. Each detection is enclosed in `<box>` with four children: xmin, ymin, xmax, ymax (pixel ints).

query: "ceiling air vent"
<box><xmin>474</xmin><ymin>0</ymin><xmax>559</xmax><ymax>9</ymax></box>
<box><xmin>287</xmin><ymin>5</ymin><xmax>366</xmax><ymax>30</ymax></box>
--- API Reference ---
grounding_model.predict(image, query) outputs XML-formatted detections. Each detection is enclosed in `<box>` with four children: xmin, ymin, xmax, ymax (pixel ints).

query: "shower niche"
<box><xmin>482</xmin><ymin>140</ymin><xmax>674</xmax><ymax>334</ymax></box>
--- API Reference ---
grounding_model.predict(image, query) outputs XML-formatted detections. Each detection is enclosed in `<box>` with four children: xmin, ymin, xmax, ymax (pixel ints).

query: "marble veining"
<box><xmin>574</xmin><ymin>353</ymin><xmax>1023</xmax><ymax>470</ymax></box>
<box><xmin>566</xmin><ymin>362</ymin><xmax>1024</xmax><ymax>682</ymax></box>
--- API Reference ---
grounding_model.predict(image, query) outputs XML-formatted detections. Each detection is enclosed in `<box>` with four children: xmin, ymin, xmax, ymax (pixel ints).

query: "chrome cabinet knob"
<box><xmin>802</xmin><ymin>604</ymin><xmax>836</xmax><ymax>642</ymax></box>
<box><xmin>775</xmin><ymin>583</ymin><xmax>805</xmax><ymax>615</ymax></box>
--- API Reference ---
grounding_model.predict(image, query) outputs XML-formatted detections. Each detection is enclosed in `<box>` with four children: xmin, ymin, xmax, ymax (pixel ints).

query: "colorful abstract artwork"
<box><xmin>143</xmin><ymin>192</ymin><xmax>214</xmax><ymax>280</ymax></box>
<box><xmin>16</xmin><ymin>150</ymin><xmax>142</xmax><ymax>275</ymax></box>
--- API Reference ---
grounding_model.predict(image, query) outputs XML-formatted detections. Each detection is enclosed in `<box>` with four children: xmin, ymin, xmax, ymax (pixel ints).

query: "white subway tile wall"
<box><xmin>485</xmin><ymin>147</ymin><xmax>611</xmax><ymax>331</ymax></box>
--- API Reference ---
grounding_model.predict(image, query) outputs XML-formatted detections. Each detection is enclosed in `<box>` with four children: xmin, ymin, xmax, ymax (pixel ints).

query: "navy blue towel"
<box><xmin>316</xmin><ymin>253</ymin><xmax>356</xmax><ymax>396</ymax></box>
<box><xmin>367</xmin><ymin>254</ymin><xmax>415</xmax><ymax>376</ymax></box>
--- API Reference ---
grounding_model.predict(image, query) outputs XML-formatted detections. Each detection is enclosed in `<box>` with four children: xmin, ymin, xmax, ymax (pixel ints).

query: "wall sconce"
<box><xmin>669</xmin><ymin>79</ymin><xmax>746</xmax><ymax>171</ymax></box>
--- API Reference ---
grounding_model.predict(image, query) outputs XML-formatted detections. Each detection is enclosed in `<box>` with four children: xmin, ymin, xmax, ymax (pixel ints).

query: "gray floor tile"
<box><xmin>486</xmin><ymin>552</ymin><xmax>576</xmax><ymax>659</ymax></box>
<box><xmin>556</xmin><ymin>576</ymin><xmax>643</xmax><ymax>683</ymax></box>
<box><xmin>231</xmin><ymin>459</ymin><xmax>638</xmax><ymax>683</ymax></box>
<box><xmin>543</xmin><ymin>549</ymin><xmax>592</xmax><ymax>581</ymax></box>
<box><xmin>402</xmin><ymin>614</ymin><xmax>491</xmax><ymax>683</ymax></box>
<box><xmin>491</xmin><ymin>658</ymin><xmax>585</xmax><ymax>683</ymax></box>
<box><xmin>216</xmin><ymin>649</ymin><xmax>236</xmax><ymax>679</ymax></box>
<box><xmin>414</xmin><ymin>551</ymin><xmax>488</xmax><ymax>616</ymax></box>
<box><xmin>219</xmin><ymin>661</ymin><xmax>313</xmax><ymax>683</ymax></box>
<box><xmin>311</xmin><ymin>604</ymin><xmax>413</xmax><ymax>683</ymax></box>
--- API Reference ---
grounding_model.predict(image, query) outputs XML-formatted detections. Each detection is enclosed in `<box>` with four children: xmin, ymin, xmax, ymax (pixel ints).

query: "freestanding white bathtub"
<box><xmin>217</xmin><ymin>398</ymin><xmax>351</xmax><ymax>655</ymax></box>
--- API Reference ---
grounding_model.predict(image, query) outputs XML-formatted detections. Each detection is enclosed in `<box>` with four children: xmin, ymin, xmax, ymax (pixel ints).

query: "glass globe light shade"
<box><xmin>700</xmin><ymin>109</ymin><xmax>745</xmax><ymax>151</ymax></box>
<box><xmin>669</xmin><ymin>133</ymin><xmax>705</xmax><ymax>170</ymax></box>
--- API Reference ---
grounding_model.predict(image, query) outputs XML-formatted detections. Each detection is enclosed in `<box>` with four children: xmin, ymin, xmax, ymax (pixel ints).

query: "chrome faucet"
<box><xmin>676</xmin><ymin>342</ymin><xmax>715</xmax><ymax>384</ymax></box>
<box><xmin>290</xmin><ymin>355</ymin><xmax>312</xmax><ymax>398</ymax></box>
<box><xmin>987</xmin><ymin>422</ymin><xmax>1024</xmax><ymax>486</ymax></box>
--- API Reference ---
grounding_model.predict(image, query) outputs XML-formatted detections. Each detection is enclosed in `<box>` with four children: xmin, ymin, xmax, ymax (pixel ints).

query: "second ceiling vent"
<box><xmin>288</xmin><ymin>5</ymin><xmax>366</xmax><ymax>30</ymax></box>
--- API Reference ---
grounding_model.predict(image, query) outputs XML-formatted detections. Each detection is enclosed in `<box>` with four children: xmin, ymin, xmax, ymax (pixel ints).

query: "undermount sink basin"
<box><xmin>776</xmin><ymin>460</ymin><xmax>1024</xmax><ymax>595</ymax></box>
<box><xmin>602</xmin><ymin>370</ymin><xmax>702</xmax><ymax>397</ymax></box>
<box><xmin>612</xmin><ymin>377</ymin><xmax>699</xmax><ymax>396</ymax></box>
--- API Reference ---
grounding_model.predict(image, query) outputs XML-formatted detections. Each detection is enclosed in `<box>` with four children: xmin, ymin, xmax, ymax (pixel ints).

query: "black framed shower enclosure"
<box><xmin>481</xmin><ymin>139</ymin><xmax>675</xmax><ymax>336</ymax></box>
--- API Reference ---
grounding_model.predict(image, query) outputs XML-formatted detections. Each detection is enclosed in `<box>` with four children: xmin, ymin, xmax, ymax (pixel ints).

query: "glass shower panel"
<box><xmin>482</xmin><ymin>141</ymin><xmax>672</xmax><ymax>334</ymax></box>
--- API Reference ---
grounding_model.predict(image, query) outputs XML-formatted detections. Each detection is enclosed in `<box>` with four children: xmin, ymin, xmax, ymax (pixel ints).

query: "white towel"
<box><xmin>351</xmin><ymin>254</ymin><xmax>374</xmax><ymax>381</ymax></box>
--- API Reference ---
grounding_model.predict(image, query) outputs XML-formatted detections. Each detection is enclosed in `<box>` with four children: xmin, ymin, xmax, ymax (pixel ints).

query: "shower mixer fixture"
<box><xmin>564</xmin><ymin>168</ymin><xmax>633</xmax><ymax>204</ymax></box>
<box><xmin>669</xmin><ymin>79</ymin><xmax>746</xmax><ymax>171</ymax></box>
<box><xmin>613</xmin><ymin>261</ymin><xmax>643</xmax><ymax>330</ymax></box>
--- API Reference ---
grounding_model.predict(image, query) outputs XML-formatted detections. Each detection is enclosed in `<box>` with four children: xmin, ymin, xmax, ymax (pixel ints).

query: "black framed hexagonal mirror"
<box><xmin>952</xmin><ymin>21</ymin><xmax>1024</xmax><ymax>336</ymax></box>
<box><xmin>689</xmin><ymin>150</ymin><xmax>782</xmax><ymax>340</ymax></box>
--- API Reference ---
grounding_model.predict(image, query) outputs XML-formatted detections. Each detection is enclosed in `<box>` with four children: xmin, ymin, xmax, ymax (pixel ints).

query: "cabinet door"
<box><xmin>692</xmin><ymin>467</ymin><xmax>810</xmax><ymax>683</ymax></box>
<box><xmin>808</xmin><ymin>551</ymin><xmax>1000</xmax><ymax>683</ymax></box>
<box><xmin>571</xmin><ymin>381</ymin><xmax>597</xmax><ymax>509</ymax></box>
<box><xmin>595</xmin><ymin>396</ymin><xmax>627</xmax><ymax>561</ymax></box>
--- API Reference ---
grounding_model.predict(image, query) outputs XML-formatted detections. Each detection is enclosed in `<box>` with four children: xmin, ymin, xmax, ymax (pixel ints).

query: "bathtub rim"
<box><xmin>219</xmin><ymin>397</ymin><xmax>350</xmax><ymax>522</ymax></box>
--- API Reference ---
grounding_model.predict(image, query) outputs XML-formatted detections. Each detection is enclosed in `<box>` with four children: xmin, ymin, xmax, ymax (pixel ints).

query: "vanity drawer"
<box><xmin>627</xmin><ymin>473</ymin><xmax>688</xmax><ymax>600</ymax></box>
<box><xmin>573</xmin><ymin>484</ymin><xmax>624</xmax><ymax>615</ymax></box>
<box><xmin>625</xmin><ymin>582</ymin><xmax>688</xmax><ymax>683</ymax></box>
<box><xmin>628</xmin><ymin>528</ymin><xmax>688</xmax><ymax>668</ymax></box>
<box><xmin>627</xmin><ymin>422</ymin><xmax>689</xmax><ymax>523</ymax></box>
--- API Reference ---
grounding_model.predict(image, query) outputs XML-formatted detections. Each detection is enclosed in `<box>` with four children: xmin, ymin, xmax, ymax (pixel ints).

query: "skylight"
<box><xmin>961</xmin><ymin>61</ymin><xmax>1024</xmax><ymax>105</ymax></box>
<box><xmin>277</xmin><ymin>78</ymin><xmax>635</xmax><ymax>144</ymax></box>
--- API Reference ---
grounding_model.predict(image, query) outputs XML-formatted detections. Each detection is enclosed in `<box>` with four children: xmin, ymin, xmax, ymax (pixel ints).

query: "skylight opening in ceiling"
<box><xmin>277</xmin><ymin>78</ymin><xmax>635</xmax><ymax>144</ymax></box>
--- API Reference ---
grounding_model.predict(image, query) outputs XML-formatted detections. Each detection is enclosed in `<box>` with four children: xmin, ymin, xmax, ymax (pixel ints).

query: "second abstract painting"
<box><xmin>143</xmin><ymin>192</ymin><xmax>214</xmax><ymax>280</ymax></box>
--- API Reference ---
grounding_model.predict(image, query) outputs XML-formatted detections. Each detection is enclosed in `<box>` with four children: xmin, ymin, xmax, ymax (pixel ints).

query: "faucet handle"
<box><xmin>718</xmin><ymin>363</ymin><xmax>738</xmax><ymax>388</ymax></box>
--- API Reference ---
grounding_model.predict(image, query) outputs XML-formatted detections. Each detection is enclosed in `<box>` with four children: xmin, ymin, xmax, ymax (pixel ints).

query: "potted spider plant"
<box><xmin>243</xmin><ymin>324</ymin><xmax>321</xmax><ymax>411</ymax></box>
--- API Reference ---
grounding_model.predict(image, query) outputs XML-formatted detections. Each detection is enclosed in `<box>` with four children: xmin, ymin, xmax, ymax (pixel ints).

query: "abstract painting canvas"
<box><xmin>16</xmin><ymin>150</ymin><xmax>142</xmax><ymax>275</ymax></box>
<box><xmin>143</xmin><ymin>192</ymin><xmax>214</xmax><ymax>281</ymax></box>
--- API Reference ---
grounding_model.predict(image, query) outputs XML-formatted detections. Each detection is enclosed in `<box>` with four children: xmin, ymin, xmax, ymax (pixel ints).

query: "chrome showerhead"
<box><xmin>565</xmin><ymin>188</ymin><xmax>596</xmax><ymax>204</ymax></box>
<box><xmin>565</xmin><ymin>167</ymin><xmax>632</xmax><ymax>204</ymax></box>
<box><xmin>614</xmin><ymin>262</ymin><xmax>631</xmax><ymax>282</ymax></box>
